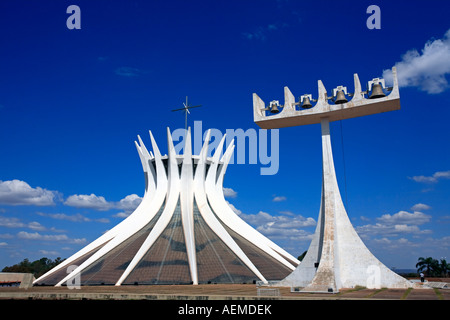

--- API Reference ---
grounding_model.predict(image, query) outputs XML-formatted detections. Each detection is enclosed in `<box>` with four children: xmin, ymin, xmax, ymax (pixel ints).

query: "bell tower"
<box><xmin>253</xmin><ymin>67</ymin><xmax>413</xmax><ymax>292</ymax></box>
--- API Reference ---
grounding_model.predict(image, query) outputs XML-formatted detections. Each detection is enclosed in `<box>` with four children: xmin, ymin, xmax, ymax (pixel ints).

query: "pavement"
<box><xmin>0</xmin><ymin>283</ymin><xmax>448</xmax><ymax>300</ymax></box>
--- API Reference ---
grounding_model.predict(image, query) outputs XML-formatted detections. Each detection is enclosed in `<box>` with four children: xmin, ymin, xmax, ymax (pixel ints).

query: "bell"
<box><xmin>270</xmin><ymin>103</ymin><xmax>279</xmax><ymax>114</ymax></box>
<box><xmin>301</xmin><ymin>96</ymin><xmax>313</xmax><ymax>109</ymax></box>
<box><xmin>334</xmin><ymin>90</ymin><xmax>348</xmax><ymax>104</ymax></box>
<box><xmin>369</xmin><ymin>83</ymin><xmax>386</xmax><ymax>99</ymax></box>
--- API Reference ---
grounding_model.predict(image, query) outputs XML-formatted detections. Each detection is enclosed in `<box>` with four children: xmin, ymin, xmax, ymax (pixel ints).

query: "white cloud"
<box><xmin>39</xmin><ymin>250</ymin><xmax>59</xmax><ymax>256</ymax></box>
<box><xmin>410</xmin><ymin>203</ymin><xmax>431</xmax><ymax>211</ymax></box>
<box><xmin>223</xmin><ymin>202</ymin><xmax>315</xmax><ymax>252</ymax></box>
<box><xmin>258</xmin><ymin>224</ymin><xmax>313</xmax><ymax>243</ymax></box>
<box><xmin>0</xmin><ymin>180</ymin><xmax>58</xmax><ymax>206</ymax></box>
<box><xmin>272</xmin><ymin>196</ymin><xmax>287</xmax><ymax>202</ymax></box>
<box><xmin>0</xmin><ymin>216</ymin><xmax>25</xmax><ymax>228</ymax></box>
<box><xmin>69</xmin><ymin>237</ymin><xmax>87</xmax><ymax>244</ymax></box>
<box><xmin>27</xmin><ymin>221</ymin><xmax>47</xmax><ymax>231</ymax></box>
<box><xmin>64</xmin><ymin>193</ymin><xmax>142</xmax><ymax>215</ymax></box>
<box><xmin>383</xmin><ymin>28</ymin><xmax>450</xmax><ymax>94</ymax></box>
<box><xmin>112</xmin><ymin>194</ymin><xmax>142</xmax><ymax>218</ymax></box>
<box><xmin>112</xmin><ymin>212</ymin><xmax>130</xmax><ymax>218</ymax></box>
<box><xmin>356</xmin><ymin>223</ymin><xmax>432</xmax><ymax>238</ymax></box>
<box><xmin>64</xmin><ymin>194</ymin><xmax>112</xmax><ymax>211</ymax></box>
<box><xmin>17</xmin><ymin>231</ymin><xmax>68</xmax><ymax>241</ymax></box>
<box><xmin>409</xmin><ymin>170</ymin><xmax>450</xmax><ymax>184</ymax></box>
<box><xmin>223</xmin><ymin>187</ymin><xmax>237</xmax><ymax>198</ymax></box>
<box><xmin>240</xmin><ymin>210</ymin><xmax>316</xmax><ymax>241</ymax></box>
<box><xmin>356</xmin><ymin>207</ymin><xmax>433</xmax><ymax>239</ymax></box>
<box><xmin>17</xmin><ymin>231</ymin><xmax>86</xmax><ymax>244</ymax></box>
<box><xmin>0</xmin><ymin>216</ymin><xmax>62</xmax><ymax>232</ymax></box>
<box><xmin>112</xmin><ymin>194</ymin><xmax>143</xmax><ymax>218</ymax></box>
<box><xmin>373</xmin><ymin>237</ymin><xmax>418</xmax><ymax>249</ymax></box>
<box><xmin>377</xmin><ymin>210</ymin><xmax>431</xmax><ymax>226</ymax></box>
<box><xmin>0</xmin><ymin>177</ymin><xmax>142</xmax><ymax>216</ymax></box>
<box><xmin>38</xmin><ymin>212</ymin><xmax>89</xmax><ymax>222</ymax></box>
<box><xmin>37</xmin><ymin>212</ymin><xmax>109</xmax><ymax>224</ymax></box>
<box><xmin>115</xmin><ymin>194</ymin><xmax>142</xmax><ymax>211</ymax></box>
<box><xmin>225</xmin><ymin>201</ymin><xmax>242</xmax><ymax>216</ymax></box>
<box><xmin>0</xmin><ymin>242</ymin><xmax>8</xmax><ymax>247</ymax></box>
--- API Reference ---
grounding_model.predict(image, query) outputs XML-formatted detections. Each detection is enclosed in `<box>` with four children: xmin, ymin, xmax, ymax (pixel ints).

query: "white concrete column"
<box><xmin>279</xmin><ymin>117</ymin><xmax>413</xmax><ymax>291</ymax></box>
<box><xmin>180</xmin><ymin>127</ymin><xmax>198</xmax><ymax>285</ymax></box>
<box><xmin>300</xmin><ymin>117</ymin><xmax>339</xmax><ymax>292</ymax></box>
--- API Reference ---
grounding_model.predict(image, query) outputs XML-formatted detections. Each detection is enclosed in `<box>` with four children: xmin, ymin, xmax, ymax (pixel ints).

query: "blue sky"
<box><xmin>0</xmin><ymin>0</ymin><xmax>449</xmax><ymax>270</ymax></box>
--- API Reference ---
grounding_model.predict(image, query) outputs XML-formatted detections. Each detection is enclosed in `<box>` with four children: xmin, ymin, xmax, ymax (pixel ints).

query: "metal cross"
<box><xmin>171</xmin><ymin>96</ymin><xmax>202</xmax><ymax>131</ymax></box>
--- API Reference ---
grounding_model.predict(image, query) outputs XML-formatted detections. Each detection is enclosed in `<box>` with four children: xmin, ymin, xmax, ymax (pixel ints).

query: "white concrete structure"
<box><xmin>0</xmin><ymin>272</ymin><xmax>35</xmax><ymax>288</ymax></box>
<box><xmin>34</xmin><ymin>128</ymin><xmax>298</xmax><ymax>286</ymax></box>
<box><xmin>253</xmin><ymin>67</ymin><xmax>413</xmax><ymax>292</ymax></box>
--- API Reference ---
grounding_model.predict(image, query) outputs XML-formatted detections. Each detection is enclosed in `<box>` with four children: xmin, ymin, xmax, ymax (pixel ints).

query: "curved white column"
<box><xmin>179</xmin><ymin>128</ymin><xmax>198</xmax><ymax>284</ymax></box>
<box><xmin>217</xmin><ymin>145</ymin><xmax>299</xmax><ymax>266</ymax></box>
<box><xmin>279</xmin><ymin>118</ymin><xmax>412</xmax><ymax>291</ymax></box>
<box><xmin>39</xmin><ymin>126</ymin><xmax>298</xmax><ymax>287</ymax></box>
<box><xmin>136</xmin><ymin>135</ymin><xmax>156</xmax><ymax>197</ymax></box>
<box><xmin>55</xmin><ymin>131</ymin><xmax>169</xmax><ymax>287</ymax></box>
<box><xmin>194</xmin><ymin>131</ymin><xmax>267</xmax><ymax>283</ymax></box>
<box><xmin>205</xmin><ymin>137</ymin><xmax>299</xmax><ymax>270</ymax></box>
<box><xmin>34</xmin><ymin>137</ymin><xmax>157</xmax><ymax>285</ymax></box>
<box><xmin>115</xmin><ymin>128</ymin><xmax>181</xmax><ymax>286</ymax></box>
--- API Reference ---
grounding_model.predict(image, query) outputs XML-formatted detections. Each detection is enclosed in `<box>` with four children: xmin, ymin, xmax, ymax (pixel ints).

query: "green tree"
<box><xmin>437</xmin><ymin>259</ymin><xmax>450</xmax><ymax>277</ymax></box>
<box><xmin>2</xmin><ymin>257</ymin><xmax>65</xmax><ymax>278</ymax></box>
<box><xmin>416</xmin><ymin>257</ymin><xmax>439</xmax><ymax>277</ymax></box>
<box><xmin>298</xmin><ymin>251</ymin><xmax>307</xmax><ymax>262</ymax></box>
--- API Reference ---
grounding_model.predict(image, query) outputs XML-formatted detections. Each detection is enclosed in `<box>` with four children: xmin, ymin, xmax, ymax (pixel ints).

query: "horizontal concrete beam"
<box><xmin>253</xmin><ymin>67</ymin><xmax>400</xmax><ymax>129</ymax></box>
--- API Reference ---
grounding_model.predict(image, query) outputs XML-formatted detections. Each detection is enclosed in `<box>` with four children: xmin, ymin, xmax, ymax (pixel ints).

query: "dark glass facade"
<box><xmin>36</xmin><ymin>199</ymin><xmax>294</xmax><ymax>286</ymax></box>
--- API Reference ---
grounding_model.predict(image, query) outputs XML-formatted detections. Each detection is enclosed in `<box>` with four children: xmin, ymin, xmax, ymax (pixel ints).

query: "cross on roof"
<box><xmin>171</xmin><ymin>96</ymin><xmax>202</xmax><ymax>131</ymax></box>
